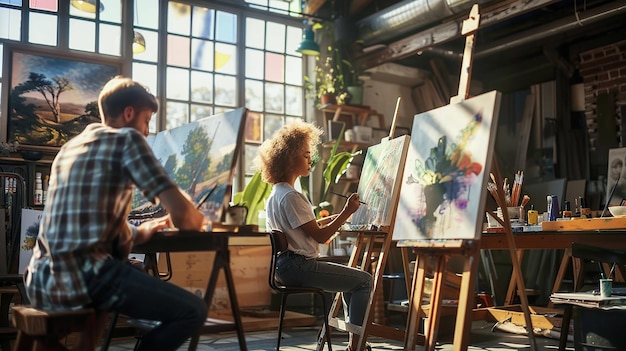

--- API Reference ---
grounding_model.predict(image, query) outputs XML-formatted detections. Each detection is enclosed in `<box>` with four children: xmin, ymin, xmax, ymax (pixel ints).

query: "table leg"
<box><xmin>221</xmin><ymin>249</ymin><xmax>248</xmax><ymax>351</ymax></box>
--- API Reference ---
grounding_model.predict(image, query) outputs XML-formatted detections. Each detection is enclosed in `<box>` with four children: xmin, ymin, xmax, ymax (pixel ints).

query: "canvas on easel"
<box><xmin>350</xmin><ymin>135</ymin><xmax>410</xmax><ymax>227</ymax></box>
<box><xmin>607</xmin><ymin>147</ymin><xmax>626</xmax><ymax>206</ymax></box>
<box><xmin>130</xmin><ymin>107</ymin><xmax>247</xmax><ymax>223</ymax></box>
<box><xmin>393</xmin><ymin>91</ymin><xmax>501</xmax><ymax>241</ymax></box>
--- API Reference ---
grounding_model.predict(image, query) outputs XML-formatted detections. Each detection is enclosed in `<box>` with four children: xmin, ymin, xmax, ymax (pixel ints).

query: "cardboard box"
<box><xmin>160</xmin><ymin>245</ymin><xmax>272</xmax><ymax>311</ymax></box>
<box><xmin>474</xmin><ymin>305</ymin><xmax>563</xmax><ymax>330</ymax></box>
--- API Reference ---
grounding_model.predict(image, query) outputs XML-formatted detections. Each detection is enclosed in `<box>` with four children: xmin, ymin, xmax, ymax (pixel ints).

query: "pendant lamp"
<box><xmin>133</xmin><ymin>31</ymin><xmax>146</xmax><ymax>54</ymax></box>
<box><xmin>296</xmin><ymin>25</ymin><xmax>320</xmax><ymax>56</ymax></box>
<box><xmin>71</xmin><ymin>0</ymin><xmax>102</xmax><ymax>13</ymax></box>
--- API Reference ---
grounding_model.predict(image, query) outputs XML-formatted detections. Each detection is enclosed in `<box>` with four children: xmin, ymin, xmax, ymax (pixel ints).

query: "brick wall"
<box><xmin>578</xmin><ymin>40</ymin><xmax>626</xmax><ymax>152</ymax></box>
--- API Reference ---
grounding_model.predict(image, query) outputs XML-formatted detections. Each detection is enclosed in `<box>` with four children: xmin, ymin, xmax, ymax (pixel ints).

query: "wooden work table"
<box><xmin>480</xmin><ymin>228</ymin><xmax>626</xmax><ymax>306</ymax></box>
<box><xmin>133</xmin><ymin>229</ymin><xmax>268</xmax><ymax>351</ymax></box>
<box><xmin>480</xmin><ymin>229</ymin><xmax>626</xmax><ymax>250</ymax></box>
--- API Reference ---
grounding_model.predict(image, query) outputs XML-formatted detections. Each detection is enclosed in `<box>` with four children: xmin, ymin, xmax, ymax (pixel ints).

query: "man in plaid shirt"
<box><xmin>24</xmin><ymin>76</ymin><xmax>209</xmax><ymax>351</ymax></box>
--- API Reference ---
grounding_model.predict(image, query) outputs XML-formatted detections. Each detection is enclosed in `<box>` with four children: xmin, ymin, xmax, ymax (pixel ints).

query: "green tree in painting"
<box><xmin>162</xmin><ymin>154</ymin><xmax>178</xmax><ymax>180</ymax></box>
<box><xmin>175</xmin><ymin>126</ymin><xmax>213</xmax><ymax>194</ymax></box>
<box><xmin>15</xmin><ymin>72</ymin><xmax>74</xmax><ymax>123</ymax></box>
<box><xmin>84</xmin><ymin>101</ymin><xmax>99</xmax><ymax>118</ymax></box>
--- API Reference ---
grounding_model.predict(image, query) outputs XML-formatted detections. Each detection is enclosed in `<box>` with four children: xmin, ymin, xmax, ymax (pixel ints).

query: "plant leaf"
<box><xmin>321</xmin><ymin>150</ymin><xmax>361</xmax><ymax>202</ymax></box>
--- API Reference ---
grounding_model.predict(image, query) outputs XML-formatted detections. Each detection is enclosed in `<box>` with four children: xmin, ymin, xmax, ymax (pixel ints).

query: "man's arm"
<box><xmin>157</xmin><ymin>186</ymin><xmax>206</xmax><ymax>230</ymax></box>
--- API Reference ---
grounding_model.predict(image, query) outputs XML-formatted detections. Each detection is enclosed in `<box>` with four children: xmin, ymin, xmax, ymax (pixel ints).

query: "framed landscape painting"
<box><xmin>1</xmin><ymin>44</ymin><xmax>123</xmax><ymax>150</ymax></box>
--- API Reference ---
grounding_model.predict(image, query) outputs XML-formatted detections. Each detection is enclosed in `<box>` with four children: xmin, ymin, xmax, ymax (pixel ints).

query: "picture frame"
<box><xmin>1</xmin><ymin>43</ymin><xmax>124</xmax><ymax>152</ymax></box>
<box><xmin>327</xmin><ymin>120</ymin><xmax>346</xmax><ymax>141</ymax></box>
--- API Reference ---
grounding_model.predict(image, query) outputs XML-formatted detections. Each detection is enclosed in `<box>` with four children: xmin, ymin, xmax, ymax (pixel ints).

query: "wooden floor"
<box><xmin>102</xmin><ymin>319</ymin><xmax>575</xmax><ymax>351</ymax></box>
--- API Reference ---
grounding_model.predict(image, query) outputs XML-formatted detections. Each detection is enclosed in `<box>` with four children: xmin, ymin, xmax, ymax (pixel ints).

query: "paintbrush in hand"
<box><xmin>330</xmin><ymin>191</ymin><xmax>367</xmax><ymax>205</ymax></box>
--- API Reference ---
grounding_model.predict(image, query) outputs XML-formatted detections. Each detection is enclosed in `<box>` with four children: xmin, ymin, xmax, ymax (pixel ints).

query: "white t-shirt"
<box><xmin>266</xmin><ymin>182</ymin><xmax>319</xmax><ymax>258</ymax></box>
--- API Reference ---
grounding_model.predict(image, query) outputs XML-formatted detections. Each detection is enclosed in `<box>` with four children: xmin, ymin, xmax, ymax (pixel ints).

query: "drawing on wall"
<box><xmin>607</xmin><ymin>147</ymin><xmax>626</xmax><ymax>206</ymax></box>
<box><xmin>1</xmin><ymin>44</ymin><xmax>121</xmax><ymax>149</ymax></box>
<box><xmin>350</xmin><ymin>135</ymin><xmax>410</xmax><ymax>228</ymax></box>
<box><xmin>393</xmin><ymin>91</ymin><xmax>501</xmax><ymax>241</ymax></box>
<box><xmin>129</xmin><ymin>108</ymin><xmax>247</xmax><ymax>223</ymax></box>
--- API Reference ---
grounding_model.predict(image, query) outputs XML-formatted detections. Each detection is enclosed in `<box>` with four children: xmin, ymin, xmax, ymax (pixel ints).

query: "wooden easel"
<box><xmin>402</xmin><ymin>5</ymin><xmax>538</xmax><ymax>351</ymax></box>
<box><xmin>316</xmin><ymin>98</ymin><xmax>409</xmax><ymax>351</ymax></box>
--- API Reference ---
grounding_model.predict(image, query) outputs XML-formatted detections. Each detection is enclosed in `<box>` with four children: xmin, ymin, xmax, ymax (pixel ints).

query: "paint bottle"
<box><xmin>547</xmin><ymin>195</ymin><xmax>559</xmax><ymax>221</ymax></box>
<box><xmin>34</xmin><ymin>172</ymin><xmax>43</xmax><ymax>205</ymax></box>
<box><xmin>527</xmin><ymin>205</ymin><xmax>539</xmax><ymax>225</ymax></box>
<box><xmin>562</xmin><ymin>201</ymin><xmax>572</xmax><ymax>219</ymax></box>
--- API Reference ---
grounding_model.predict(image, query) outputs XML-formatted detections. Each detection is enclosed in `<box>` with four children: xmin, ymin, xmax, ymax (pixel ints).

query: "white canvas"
<box><xmin>350</xmin><ymin>135</ymin><xmax>410</xmax><ymax>227</ymax></box>
<box><xmin>393</xmin><ymin>91</ymin><xmax>501</xmax><ymax>241</ymax></box>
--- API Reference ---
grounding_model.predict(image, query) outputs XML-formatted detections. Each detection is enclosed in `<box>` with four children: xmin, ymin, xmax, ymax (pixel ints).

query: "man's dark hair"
<box><xmin>98</xmin><ymin>76</ymin><xmax>158</xmax><ymax>122</ymax></box>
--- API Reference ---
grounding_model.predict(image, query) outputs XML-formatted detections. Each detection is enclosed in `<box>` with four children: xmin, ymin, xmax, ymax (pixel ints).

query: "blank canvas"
<box><xmin>393</xmin><ymin>91</ymin><xmax>501</xmax><ymax>241</ymax></box>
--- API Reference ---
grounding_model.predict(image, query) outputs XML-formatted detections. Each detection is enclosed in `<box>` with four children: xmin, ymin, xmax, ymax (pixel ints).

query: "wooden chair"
<box><xmin>268</xmin><ymin>230</ymin><xmax>332</xmax><ymax>350</ymax></box>
<box><xmin>558</xmin><ymin>242</ymin><xmax>626</xmax><ymax>351</ymax></box>
<box><xmin>11</xmin><ymin>305</ymin><xmax>100</xmax><ymax>351</ymax></box>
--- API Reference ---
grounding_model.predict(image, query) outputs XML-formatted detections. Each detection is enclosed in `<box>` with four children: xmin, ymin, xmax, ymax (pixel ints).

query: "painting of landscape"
<box><xmin>4</xmin><ymin>45</ymin><xmax>121</xmax><ymax>147</ymax></box>
<box><xmin>129</xmin><ymin>108</ymin><xmax>247</xmax><ymax>223</ymax></box>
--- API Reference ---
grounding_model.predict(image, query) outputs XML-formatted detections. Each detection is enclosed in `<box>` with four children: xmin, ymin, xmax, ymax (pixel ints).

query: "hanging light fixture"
<box><xmin>71</xmin><ymin>0</ymin><xmax>102</xmax><ymax>13</ymax></box>
<box><xmin>296</xmin><ymin>25</ymin><xmax>320</xmax><ymax>56</ymax></box>
<box><xmin>133</xmin><ymin>31</ymin><xmax>146</xmax><ymax>54</ymax></box>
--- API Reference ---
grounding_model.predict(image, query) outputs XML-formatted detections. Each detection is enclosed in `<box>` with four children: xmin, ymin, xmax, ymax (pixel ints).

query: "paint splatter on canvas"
<box><xmin>350</xmin><ymin>135</ymin><xmax>410</xmax><ymax>228</ymax></box>
<box><xmin>393</xmin><ymin>91</ymin><xmax>501</xmax><ymax>241</ymax></box>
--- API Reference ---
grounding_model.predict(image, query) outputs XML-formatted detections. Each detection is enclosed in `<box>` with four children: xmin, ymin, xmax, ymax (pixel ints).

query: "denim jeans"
<box><xmin>276</xmin><ymin>251</ymin><xmax>372</xmax><ymax>326</ymax></box>
<box><xmin>83</xmin><ymin>259</ymin><xmax>208</xmax><ymax>351</ymax></box>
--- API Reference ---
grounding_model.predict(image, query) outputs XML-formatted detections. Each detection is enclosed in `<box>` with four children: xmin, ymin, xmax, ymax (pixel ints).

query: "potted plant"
<box><xmin>340</xmin><ymin>58</ymin><xmax>365</xmax><ymax>105</ymax></box>
<box><xmin>231</xmin><ymin>171</ymin><xmax>272</xmax><ymax>225</ymax></box>
<box><xmin>304</xmin><ymin>53</ymin><xmax>341</xmax><ymax>108</ymax></box>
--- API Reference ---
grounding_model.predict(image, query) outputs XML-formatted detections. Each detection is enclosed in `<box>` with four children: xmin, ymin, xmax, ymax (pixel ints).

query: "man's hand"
<box><xmin>135</xmin><ymin>216</ymin><xmax>172</xmax><ymax>244</ymax></box>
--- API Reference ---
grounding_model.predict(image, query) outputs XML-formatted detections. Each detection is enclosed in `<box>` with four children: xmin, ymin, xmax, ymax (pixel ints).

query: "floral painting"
<box><xmin>392</xmin><ymin>91</ymin><xmax>501</xmax><ymax>241</ymax></box>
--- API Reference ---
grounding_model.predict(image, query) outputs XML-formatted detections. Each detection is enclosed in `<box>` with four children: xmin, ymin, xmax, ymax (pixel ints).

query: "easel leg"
<box><xmin>453</xmin><ymin>246</ymin><xmax>479</xmax><ymax>351</ymax></box>
<box><xmin>505</xmin><ymin>249</ymin><xmax>524</xmax><ymax>305</ymax></box>
<box><xmin>425</xmin><ymin>256</ymin><xmax>446</xmax><ymax>351</ymax></box>
<box><xmin>549</xmin><ymin>248</ymin><xmax>572</xmax><ymax>308</ymax></box>
<box><xmin>404</xmin><ymin>253</ymin><xmax>428</xmax><ymax>350</ymax></box>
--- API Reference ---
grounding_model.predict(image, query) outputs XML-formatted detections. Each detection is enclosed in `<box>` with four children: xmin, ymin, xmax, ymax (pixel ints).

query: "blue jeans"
<box><xmin>276</xmin><ymin>251</ymin><xmax>372</xmax><ymax>326</ymax></box>
<box><xmin>84</xmin><ymin>259</ymin><xmax>207</xmax><ymax>351</ymax></box>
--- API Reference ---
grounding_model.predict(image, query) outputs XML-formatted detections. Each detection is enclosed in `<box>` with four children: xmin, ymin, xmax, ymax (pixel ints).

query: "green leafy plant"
<box><xmin>232</xmin><ymin>171</ymin><xmax>272</xmax><ymax>225</ymax></box>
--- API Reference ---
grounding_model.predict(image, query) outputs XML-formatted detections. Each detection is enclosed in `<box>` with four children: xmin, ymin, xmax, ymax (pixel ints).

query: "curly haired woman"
<box><xmin>255</xmin><ymin>120</ymin><xmax>372</xmax><ymax>351</ymax></box>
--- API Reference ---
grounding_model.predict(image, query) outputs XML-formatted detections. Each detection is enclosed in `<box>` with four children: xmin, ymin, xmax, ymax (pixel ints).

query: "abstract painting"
<box><xmin>393</xmin><ymin>91</ymin><xmax>501</xmax><ymax>241</ymax></box>
<box><xmin>350</xmin><ymin>135</ymin><xmax>410</xmax><ymax>228</ymax></box>
<box><xmin>1</xmin><ymin>43</ymin><xmax>121</xmax><ymax>149</ymax></box>
<box><xmin>129</xmin><ymin>108</ymin><xmax>247</xmax><ymax>223</ymax></box>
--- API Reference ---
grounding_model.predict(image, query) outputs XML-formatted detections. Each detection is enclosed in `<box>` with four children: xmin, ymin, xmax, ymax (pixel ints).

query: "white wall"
<box><xmin>362</xmin><ymin>78</ymin><xmax>417</xmax><ymax>132</ymax></box>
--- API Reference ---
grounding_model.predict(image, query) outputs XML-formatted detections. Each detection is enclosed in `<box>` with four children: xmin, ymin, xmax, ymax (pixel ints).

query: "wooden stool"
<box><xmin>11</xmin><ymin>305</ymin><xmax>98</xmax><ymax>351</ymax></box>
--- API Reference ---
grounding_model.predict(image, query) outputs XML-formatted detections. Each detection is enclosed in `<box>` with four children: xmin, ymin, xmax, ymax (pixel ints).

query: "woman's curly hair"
<box><xmin>255</xmin><ymin>120</ymin><xmax>323</xmax><ymax>184</ymax></box>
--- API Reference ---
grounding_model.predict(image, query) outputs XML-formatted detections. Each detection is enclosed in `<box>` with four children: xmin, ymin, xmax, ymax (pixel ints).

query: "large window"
<box><xmin>0</xmin><ymin>0</ymin><xmax>307</xmax><ymax>181</ymax></box>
